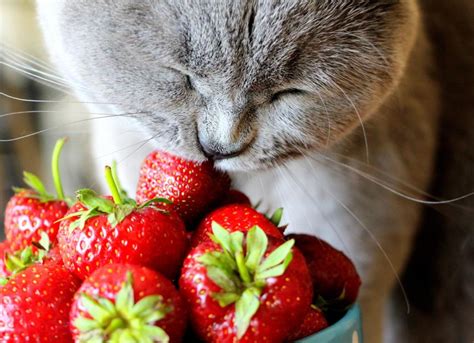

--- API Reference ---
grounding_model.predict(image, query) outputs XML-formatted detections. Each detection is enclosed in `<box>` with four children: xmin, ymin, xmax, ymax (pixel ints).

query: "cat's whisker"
<box><xmin>329</xmin><ymin>79</ymin><xmax>370</xmax><ymax>163</ymax></box>
<box><xmin>315</xmin><ymin>91</ymin><xmax>332</xmax><ymax>146</ymax></box>
<box><xmin>283</xmin><ymin>159</ymin><xmax>411</xmax><ymax>314</ymax></box>
<box><xmin>17</xmin><ymin>77</ymin><xmax>74</xmax><ymax>96</ymax></box>
<box><xmin>0</xmin><ymin>49</ymin><xmax>77</xmax><ymax>95</ymax></box>
<box><xmin>270</xmin><ymin>168</ymin><xmax>286</xmax><ymax>215</ymax></box>
<box><xmin>272</xmin><ymin>165</ymin><xmax>310</xmax><ymax>227</ymax></box>
<box><xmin>318</xmin><ymin>153</ymin><xmax>429</xmax><ymax>198</ymax></box>
<box><xmin>0</xmin><ymin>91</ymin><xmax>122</xmax><ymax>107</ymax></box>
<box><xmin>50</xmin><ymin>129</ymin><xmax>145</xmax><ymax>137</ymax></box>
<box><xmin>0</xmin><ymin>42</ymin><xmax>59</xmax><ymax>75</ymax></box>
<box><xmin>80</xmin><ymin>134</ymin><xmax>161</xmax><ymax>191</ymax></box>
<box><xmin>81</xmin><ymin>134</ymin><xmax>155</xmax><ymax>191</ymax></box>
<box><xmin>257</xmin><ymin>174</ymin><xmax>267</xmax><ymax>213</ymax></box>
<box><xmin>1</xmin><ymin>71</ymin><xmax>74</xmax><ymax>96</ymax></box>
<box><xmin>92</xmin><ymin>137</ymin><xmax>157</xmax><ymax>162</ymax></box>
<box><xmin>0</xmin><ymin>112</ymin><xmax>143</xmax><ymax>143</ymax></box>
<box><xmin>1</xmin><ymin>53</ymin><xmax>74</xmax><ymax>86</ymax></box>
<box><xmin>0</xmin><ymin>58</ymin><xmax>92</xmax><ymax>98</ymax></box>
<box><xmin>115</xmin><ymin>132</ymin><xmax>159</xmax><ymax>166</ymax></box>
<box><xmin>0</xmin><ymin>91</ymin><xmax>67</xmax><ymax>104</ymax></box>
<box><xmin>275</xmin><ymin>166</ymin><xmax>319</xmax><ymax>235</ymax></box>
<box><xmin>0</xmin><ymin>50</ymin><xmax>121</xmax><ymax>106</ymax></box>
<box><xmin>0</xmin><ymin>109</ymin><xmax>146</xmax><ymax>119</ymax></box>
<box><xmin>337</xmin><ymin>32</ymin><xmax>392</xmax><ymax>71</ymax></box>
<box><xmin>325</xmin><ymin>150</ymin><xmax>473</xmax><ymax>208</ymax></box>
<box><xmin>276</xmin><ymin>162</ymin><xmax>355</xmax><ymax>261</ymax></box>
<box><xmin>0</xmin><ymin>61</ymin><xmax>74</xmax><ymax>91</ymax></box>
<box><xmin>316</xmin><ymin>154</ymin><xmax>474</xmax><ymax>207</ymax></box>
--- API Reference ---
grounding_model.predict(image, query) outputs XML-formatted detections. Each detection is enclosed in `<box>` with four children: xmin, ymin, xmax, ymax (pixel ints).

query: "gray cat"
<box><xmin>36</xmin><ymin>1</ymin><xmax>473</xmax><ymax>342</ymax></box>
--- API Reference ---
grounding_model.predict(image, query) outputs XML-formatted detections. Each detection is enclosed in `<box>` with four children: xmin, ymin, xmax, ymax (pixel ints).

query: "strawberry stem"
<box><xmin>110</xmin><ymin>160</ymin><xmax>124</xmax><ymax>196</ymax></box>
<box><xmin>52</xmin><ymin>137</ymin><xmax>67</xmax><ymax>200</ymax></box>
<box><xmin>105</xmin><ymin>166</ymin><xmax>123</xmax><ymax>205</ymax></box>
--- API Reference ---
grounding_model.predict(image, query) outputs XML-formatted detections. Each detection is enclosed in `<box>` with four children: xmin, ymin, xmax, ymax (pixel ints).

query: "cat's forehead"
<box><xmin>171</xmin><ymin>1</ymin><xmax>318</xmax><ymax>86</ymax></box>
<box><xmin>61</xmin><ymin>1</ymin><xmax>323</xmax><ymax>86</ymax></box>
<box><xmin>60</xmin><ymin>0</ymin><xmax>404</xmax><ymax>91</ymax></box>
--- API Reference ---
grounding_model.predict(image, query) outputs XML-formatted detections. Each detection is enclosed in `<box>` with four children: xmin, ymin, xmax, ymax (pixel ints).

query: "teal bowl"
<box><xmin>297</xmin><ymin>304</ymin><xmax>363</xmax><ymax>343</ymax></box>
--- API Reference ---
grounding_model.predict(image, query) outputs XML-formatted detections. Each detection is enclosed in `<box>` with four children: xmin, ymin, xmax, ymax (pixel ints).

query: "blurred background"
<box><xmin>0</xmin><ymin>0</ymin><xmax>95</xmax><ymax>236</ymax></box>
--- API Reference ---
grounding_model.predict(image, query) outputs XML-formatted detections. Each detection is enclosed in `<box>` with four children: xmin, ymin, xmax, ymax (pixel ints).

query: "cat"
<box><xmin>36</xmin><ymin>1</ymin><xmax>473</xmax><ymax>342</ymax></box>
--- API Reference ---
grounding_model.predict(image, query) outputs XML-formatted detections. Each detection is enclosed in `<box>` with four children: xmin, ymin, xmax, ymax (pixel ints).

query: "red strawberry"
<box><xmin>4</xmin><ymin>138</ymin><xmax>70</xmax><ymax>251</ymax></box>
<box><xmin>70</xmin><ymin>264</ymin><xmax>187</xmax><ymax>342</ymax></box>
<box><xmin>180</xmin><ymin>223</ymin><xmax>312</xmax><ymax>342</ymax></box>
<box><xmin>0</xmin><ymin>241</ymin><xmax>10</xmax><ymax>278</ymax></box>
<box><xmin>287</xmin><ymin>305</ymin><xmax>329</xmax><ymax>341</ymax></box>
<box><xmin>58</xmin><ymin>166</ymin><xmax>187</xmax><ymax>280</ymax></box>
<box><xmin>0</xmin><ymin>233</ymin><xmax>59</xmax><ymax>285</ymax></box>
<box><xmin>289</xmin><ymin>234</ymin><xmax>361</xmax><ymax>308</ymax></box>
<box><xmin>136</xmin><ymin>150</ymin><xmax>231</xmax><ymax>223</ymax></box>
<box><xmin>0</xmin><ymin>259</ymin><xmax>81</xmax><ymax>341</ymax></box>
<box><xmin>191</xmin><ymin>204</ymin><xmax>284</xmax><ymax>248</ymax></box>
<box><xmin>218</xmin><ymin>190</ymin><xmax>251</xmax><ymax>207</ymax></box>
<box><xmin>5</xmin><ymin>192</ymin><xmax>69</xmax><ymax>251</ymax></box>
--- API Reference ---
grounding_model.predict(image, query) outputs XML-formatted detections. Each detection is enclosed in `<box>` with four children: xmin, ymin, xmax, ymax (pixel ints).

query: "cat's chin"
<box><xmin>214</xmin><ymin>156</ymin><xmax>283</xmax><ymax>173</ymax></box>
<box><xmin>212</xmin><ymin>158</ymin><xmax>255</xmax><ymax>173</ymax></box>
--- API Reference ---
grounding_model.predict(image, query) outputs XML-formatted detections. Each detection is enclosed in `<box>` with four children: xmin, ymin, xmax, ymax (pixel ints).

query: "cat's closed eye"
<box><xmin>270</xmin><ymin>89</ymin><xmax>306</xmax><ymax>103</ymax></box>
<box><xmin>163</xmin><ymin>67</ymin><xmax>194</xmax><ymax>91</ymax></box>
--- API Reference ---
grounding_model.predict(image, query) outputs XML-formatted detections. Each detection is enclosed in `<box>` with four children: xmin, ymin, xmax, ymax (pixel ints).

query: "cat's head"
<box><xmin>37</xmin><ymin>0</ymin><xmax>418</xmax><ymax>171</ymax></box>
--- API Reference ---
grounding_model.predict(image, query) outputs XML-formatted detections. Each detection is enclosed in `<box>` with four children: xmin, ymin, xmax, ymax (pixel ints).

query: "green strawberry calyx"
<box><xmin>258</xmin><ymin>206</ymin><xmax>287</xmax><ymax>233</ymax></box>
<box><xmin>0</xmin><ymin>232</ymin><xmax>52</xmax><ymax>285</ymax></box>
<box><xmin>13</xmin><ymin>171</ymin><xmax>56</xmax><ymax>202</ymax></box>
<box><xmin>74</xmin><ymin>272</ymin><xmax>172</xmax><ymax>343</ymax></box>
<box><xmin>269</xmin><ymin>207</ymin><xmax>283</xmax><ymax>226</ymax></box>
<box><xmin>13</xmin><ymin>137</ymin><xmax>72</xmax><ymax>204</ymax></box>
<box><xmin>253</xmin><ymin>201</ymin><xmax>283</xmax><ymax>226</ymax></box>
<box><xmin>198</xmin><ymin>222</ymin><xmax>295</xmax><ymax>338</ymax></box>
<box><xmin>63</xmin><ymin>166</ymin><xmax>171</xmax><ymax>231</ymax></box>
<box><xmin>253</xmin><ymin>201</ymin><xmax>284</xmax><ymax>224</ymax></box>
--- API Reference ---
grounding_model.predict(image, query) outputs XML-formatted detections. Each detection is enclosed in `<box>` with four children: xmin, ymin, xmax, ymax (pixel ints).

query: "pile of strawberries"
<box><xmin>0</xmin><ymin>139</ymin><xmax>361</xmax><ymax>342</ymax></box>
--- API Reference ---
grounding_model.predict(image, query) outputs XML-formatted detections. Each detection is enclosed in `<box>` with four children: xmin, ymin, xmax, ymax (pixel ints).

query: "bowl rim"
<box><xmin>297</xmin><ymin>303</ymin><xmax>362</xmax><ymax>342</ymax></box>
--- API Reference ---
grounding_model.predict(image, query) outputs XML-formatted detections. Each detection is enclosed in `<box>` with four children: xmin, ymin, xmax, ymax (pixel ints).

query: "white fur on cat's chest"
<box><xmin>231</xmin><ymin>157</ymin><xmax>348</xmax><ymax>250</ymax></box>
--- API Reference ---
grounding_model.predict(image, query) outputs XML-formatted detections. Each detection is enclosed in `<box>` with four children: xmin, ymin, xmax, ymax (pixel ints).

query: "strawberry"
<box><xmin>58</xmin><ymin>166</ymin><xmax>187</xmax><ymax>280</ymax></box>
<box><xmin>0</xmin><ymin>233</ymin><xmax>59</xmax><ymax>285</ymax></box>
<box><xmin>136</xmin><ymin>150</ymin><xmax>231</xmax><ymax>224</ymax></box>
<box><xmin>0</xmin><ymin>258</ymin><xmax>81</xmax><ymax>341</ymax></box>
<box><xmin>288</xmin><ymin>234</ymin><xmax>361</xmax><ymax>308</ymax></box>
<box><xmin>218</xmin><ymin>190</ymin><xmax>251</xmax><ymax>207</ymax></box>
<box><xmin>70</xmin><ymin>264</ymin><xmax>187</xmax><ymax>342</ymax></box>
<box><xmin>287</xmin><ymin>305</ymin><xmax>329</xmax><ymax>341</ymax></box>
<box><xmin>190</xmin><ymin>204</ymin><xmax>284</xmax><ymax>248</ymax></box>
<box><xmin>0</xmin><ymin>241</ymin><xmax>10</xmax><ymax>278</ymax></box>
<box><xmin>4</xmin><ymin>138</ymin><xmax>70</xmax><ymax>251</ymax></box>
<box><xmin>180</xmin><ymin>223</ymin><xmax>312</xmax><ymax>342</ymax></box>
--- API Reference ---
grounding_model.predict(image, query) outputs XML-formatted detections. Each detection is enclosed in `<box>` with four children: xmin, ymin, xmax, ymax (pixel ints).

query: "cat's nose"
<box><xmin>198</xmin><ymin>139</ymin><xmax>244</xmax><ymax>160</ymax></box>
